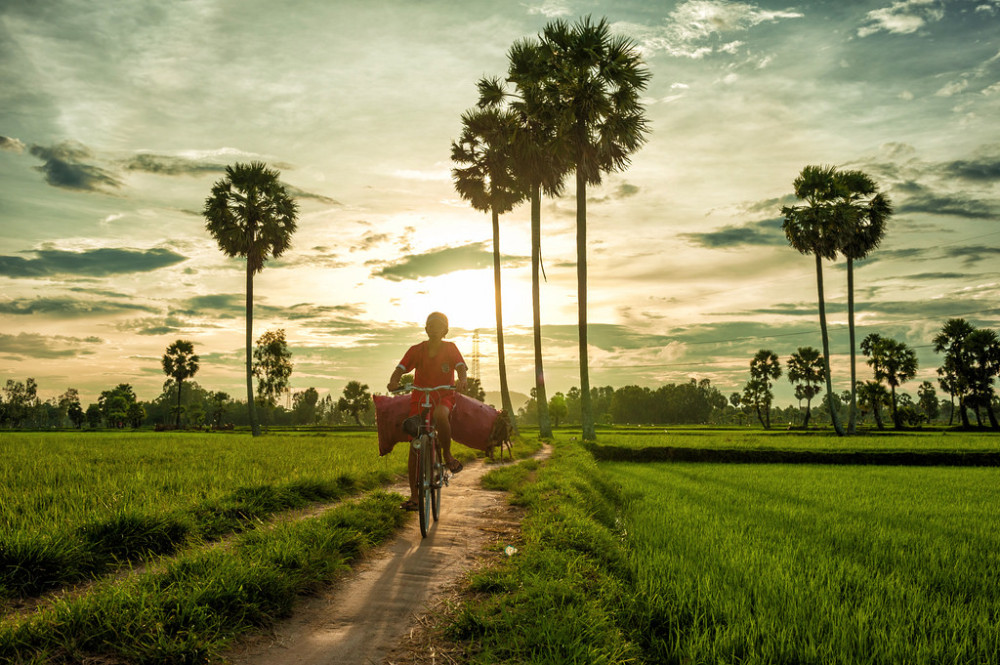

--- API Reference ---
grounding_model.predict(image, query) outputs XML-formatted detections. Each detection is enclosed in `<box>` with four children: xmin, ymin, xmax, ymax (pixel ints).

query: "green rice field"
<box><xmin>606</xmin><ymin>460</ymin><xmax>1000</xmax><ymax>663</ymax></box>
<box><xmin>0</xmin><ymin>431</ymin><xmax>411</xmax><ymax>599</ymax></box>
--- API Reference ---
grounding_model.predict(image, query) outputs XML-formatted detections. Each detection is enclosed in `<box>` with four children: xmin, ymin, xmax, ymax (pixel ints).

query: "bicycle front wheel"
<box><xmin>417</xmin><ymin>436</ymin><xmax>432</xmax><ymax>538</ymax></box>
<box><xmin>430</xmin><ymin>443</ymin><xmax>442</xmax><ymax>521</ymax></box>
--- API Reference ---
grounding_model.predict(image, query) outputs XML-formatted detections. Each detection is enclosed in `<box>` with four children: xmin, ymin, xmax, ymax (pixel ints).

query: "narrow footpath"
<box><xmin>226</xmin><ymin>449</ymin><xmax>542</xmax><ymax>665</ymax></box>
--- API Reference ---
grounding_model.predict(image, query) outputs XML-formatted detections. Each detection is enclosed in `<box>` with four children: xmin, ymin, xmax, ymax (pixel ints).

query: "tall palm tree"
<box><xmin>787</xmin><ymin>346</ymin><xmax>825</xmax><ymax>428</ymax></box>
<box><xmin>781</xmin><ymin>165</ymin><xmax>845</xmax><ymax>436</ymax></box>
<box><xmin>965</xmin><ymin>328</ymin><xmax>1000</xmax><ymax>430</ymax></box>
<box><xmin>451</xmin><ymin>103</ymin><xmax>524</xmax><ymax>430</ymax></box>
<box><xmin>536</xmin><ymin>16</ymin><xmax>651</xmax><ymax>440</ymax></box>
<box><xmin>161</xmin><ymin>339</ymin><xmax>199</xmax><ymax>427</ymax></box>
<box><xmin>204</xmin><ymin>162</ymin><xmax>298</xmax><ymax>437</ymax></box>
<box><xmin>482</xmin><ymin>42</ymin><xmax>569</xmax><ymax>440</ymax></box>
<box><xmin>834</xmin><ymin>169</ymin><xmax>893</xmax><ymax>434</ymax></box>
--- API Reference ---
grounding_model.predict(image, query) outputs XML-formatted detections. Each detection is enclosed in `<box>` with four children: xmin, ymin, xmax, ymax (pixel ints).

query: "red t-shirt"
<box><xmin>397</xmin><ymin>341</ymin><xmax>466</xmax><ymax>414</ymax></box>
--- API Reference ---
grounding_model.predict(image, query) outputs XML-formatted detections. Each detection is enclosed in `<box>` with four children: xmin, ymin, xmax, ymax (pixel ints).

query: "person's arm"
<box><xmin>455</xmin><ymin>362</ymin><xmax>468</xmax><ymax>392</ymax></box>
<box><xmin>387</xmin><ymin>365</ymin><xmax>406</xmax><ymax>392</ymax></box>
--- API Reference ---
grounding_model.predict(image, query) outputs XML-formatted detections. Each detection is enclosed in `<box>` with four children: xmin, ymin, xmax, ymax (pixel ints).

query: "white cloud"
<box><xmin>1</xmin><ymin>136</ymin><xmax>26</xmax><ymax>153</ymax></box>
<box><xmin>858</xmin><ymin>0</ymin><xmax>945</xmax><ymax>38</ymax></box>
<box><xmin>524</xmin><ymin>0</ymin><xmax>571</xmax><ymax>18</ymax></box>
<box><xmin>935</xmin><ymin>79</ymin><xmax>969</xmax><ymax>97</ymax></box>
<box><xmin>620</xmin><ymin>1</ymin><xmax>803</xmax><ymax>59</ymax></box>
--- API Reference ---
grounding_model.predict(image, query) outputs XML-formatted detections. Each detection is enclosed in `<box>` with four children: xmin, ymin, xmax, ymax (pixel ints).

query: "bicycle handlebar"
<box><xmin>389</xmin><ymin>384</ymin><xmax>455</xmax><ymax>395</ymax></box>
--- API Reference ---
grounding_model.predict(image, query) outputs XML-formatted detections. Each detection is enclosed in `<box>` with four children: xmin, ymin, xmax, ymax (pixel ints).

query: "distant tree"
<box><xmin>786</xmin><ymin>346</ymin><xmax>825</xmax><ymax>428</ymax></box>
<box><xmin>748</xmin><ymin>350</ymin><xmax>782</xmax><ymax>429</ymax></box>
<box><xmin>85</xmin><ymin>403</ymin><xmax>102</xmax><ymax>429</ymax></box>
<box><xmin>861</xmin><ymin>333</ymin><xmax>918</xmax><ymax>429</ymax></box>
<box><xmin>781</xmin><ymin>165</ymin><xmax>845</xmax><ymax>436</ymax></box>
<box><xmin>3</xmin><ymin>378</ymin><xmax>38</xmax><ymax>428</ymax></box>
<box><xmin>835</xmin><ymin>169</ymin><xmax>892</xmax><ymax>434</ymax></box>
<box><xmin>127</xmin><ymin>402</ymin><xmax>146</xmax><ymax>429</ymax></box>
<box><xmin>210</xmin><ymin>391</ymin><xmax>230</xmax><ymax>429</ymax></box>
<box><xmin>459</xmin><ymin>376</ymin><xmax>487</xmax><ymax>402</ymax></box>
<box><xmin>965</xmin><ymin>328</ymin><xmax>1000</xmax><ymax>429</ymax></box>
<box><xmin>161</xmin><ymin>339</ymin><xmax>200</xmax><ymax>427</ymax></box>
<box><xmin>452</xmin><ymin>102</ymin><xmax>523</xmax><ymax>429</ymax></box>
<box><xmin>338</xmin><ymin>381</ymin><xmax>372</xmax><ymax>426</ymax></box>
<box><xmin>918</xmin><ymin>380</ymin><xmax>940</xmax><ymax>423</ymax></box>
<box><xmin>857</xmin><ymin>380</ymin><xmax>890</xmax><ymax>430</ymax></box>
<box><xmin>292</xmin><ymin>387</ymin><xmax>320</xmax><ymax>426</ymax></box>
<box><xmin>934</xmin><ymin>318</ymin><xmax>975</xmax><ymax>427</ymax></box>
<box><xmin>253</xmin><ymin>329</ymin><xmax>293</xmax><ymax>408</ymax></box>
<box><xmin>742</xmin><ymin>378</ymin><xmax>770</xmax><ymax>429</ymax></box>
<box><xmin>204</xmin><ymin>161</ymin><xmax>298</xmax><ymax>436</ymax></box>
<box><xmin>67</xmin><ymin>400</ymin><xmax>86</xmax><ymax>429</ymax></box>
<box><xmin>548</xmin><ymin>392</ymin><xmax>568</xmax><ymax>427</ymax></box>
<box><xmin>98</xmin><ymin>384</ymin><xmax>137</xmax><ymax>429</ymax></box>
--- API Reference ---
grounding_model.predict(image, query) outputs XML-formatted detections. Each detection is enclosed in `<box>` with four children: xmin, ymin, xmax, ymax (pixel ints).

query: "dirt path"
<box><xmin>226</xmin><ymin>449</ymin><xmax>542</xmax><ymax>665</ymax></box>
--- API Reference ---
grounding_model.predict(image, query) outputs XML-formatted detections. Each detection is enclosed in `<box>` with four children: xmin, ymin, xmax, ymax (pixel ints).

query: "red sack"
<box><xmin>451</xmin><ymin>393</ymin><xmax>502</xmax><ymax>452</ymax></box>
<box><xmin>373</xmin><ymin>392</ymin><xmax>508</xmax><ymax>457</ymax></box>
<box><xmin>373</xmin><ymin>393</ymin><xmax>412</xmax><ymax>457</ymax></box>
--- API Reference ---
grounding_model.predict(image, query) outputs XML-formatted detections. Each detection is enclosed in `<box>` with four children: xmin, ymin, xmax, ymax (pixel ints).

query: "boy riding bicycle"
<box><xmin>387</xmin><ymin>312</ymin><xmax>468</xmax><ymax>511</ymax></box>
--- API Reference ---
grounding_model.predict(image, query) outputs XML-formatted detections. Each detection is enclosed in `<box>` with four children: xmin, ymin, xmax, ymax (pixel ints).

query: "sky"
<box><xmin>2</xmin><ymin>0</ymin><xmax>999</xmax><ymax>409</ymax></box>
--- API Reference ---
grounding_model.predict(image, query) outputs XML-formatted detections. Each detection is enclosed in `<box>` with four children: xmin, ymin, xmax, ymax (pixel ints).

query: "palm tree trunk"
<box><xmin>531</xmin><ymin>183</ymin><xmax>552</xmax><ymax>438</ymax></box>
<box><xmin>176</xmin><ymin>379</ymin><xmax>183</xmax><ymax>428</ymax></box>
<box><xmin>815</xmin><ymin>254</ymin><xmax>844</xmax><ymax>436</ymax></box>
<box><xmin>577</xmin><ymin>168</ymin><xmax>595</xmax><ymax>441</ymax></box>
<box><xmin>847</xmin><ymin>258</ymin><xmax>858</xmax><ymax>435</ymax></box>
<box><xmin>491</xmin><ymin>207</ymin><xmax>517</xmax><ymax>434</ymax></box>
<box><xmin>804</xmin><ymin>399</ymin><xmax>812</xmax><ymax>427</ymax></box>
<box><xmin>890</xmin><ymin>384</ymin><xmax>900</xmax><ymax>429</ymax></box>
<box><xmin>246</xmin><ymin>264</ymin><xmax>260</xmax><ymax>437</ymax></box>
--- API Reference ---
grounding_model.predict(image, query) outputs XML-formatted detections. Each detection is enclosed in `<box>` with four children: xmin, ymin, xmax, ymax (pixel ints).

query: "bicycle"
<box><xmin>391</xmin><ymin>384</ymin><xmax>454</xmax><ymax>538</ymax></box>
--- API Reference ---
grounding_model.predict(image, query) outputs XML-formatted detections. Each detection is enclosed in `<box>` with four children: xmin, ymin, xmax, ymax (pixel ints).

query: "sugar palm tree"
<box><xmin>965</xmin><ymin>328</ymin><xmax>1000</xmax><ymax>429</ymax></box>
<box><xmin>481</xmin><ymin>42</ymin><xmax>569</xmax><ymax>439</ymax></box>
<box><xmin>204</xmin><ymin>162</ymin><xmax>298</xmax><ymax>437</ymax></box>
<box><xmin>933</xmin><ymin>318</ymin><xmax>976</xmax><ymax>427</ymax></box>
<box><xmin>451</xmin><ymin>103</ymin><xmax>524</xmax><ymax>430</ymax></box>
<box><xmin>781</xmin><ymin>165</ymin><xmax>845</xmax><ymax>436</ymax></box>
<box><xmin>536</xmin><ymin>16</ymin><xmax>651</xmax><ymax>440</ymax></box>
<box><xmin>749</xmin><ymin>349</ymin><xmax>782</xmax><ymax>429</ymax></box>
<box><xmin>834</xmin><ymin>169</ymin><xmax>893</xmax><ymax>434</ymax></box>
<box><xmin>161</xmin><ymin>339</ymin><xmax>199</xmax><ymax>427</ymax></box>
<box><xmin>787</xmin><ymin>346</ymin><xmax>825</xmax><ymax>428</ymax></box>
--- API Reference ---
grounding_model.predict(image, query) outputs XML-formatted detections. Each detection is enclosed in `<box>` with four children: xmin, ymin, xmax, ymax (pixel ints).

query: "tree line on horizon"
<box><xmin>737</xmin><ymin>316</ymin><xmax>1000</xmax><ymax>431</ymax></box>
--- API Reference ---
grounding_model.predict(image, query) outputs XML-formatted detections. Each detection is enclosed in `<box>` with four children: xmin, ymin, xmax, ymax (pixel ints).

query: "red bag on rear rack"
<box><xmin>373</xmin><ymin>392</ymin><xmax>509</xmax><ymax>457</ymax></box>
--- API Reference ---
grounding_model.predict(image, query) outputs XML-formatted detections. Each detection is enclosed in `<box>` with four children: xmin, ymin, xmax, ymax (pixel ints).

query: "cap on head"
<box><xmin>426</xmin><ymin>311</ymin><xmax>448</xmax><ymax>328</ymax></box>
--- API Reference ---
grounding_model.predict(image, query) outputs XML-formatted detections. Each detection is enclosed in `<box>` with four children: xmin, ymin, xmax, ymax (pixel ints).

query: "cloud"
<box><xmin>0</xmin><ymin>247</ymin><xmax>188</xmax><ymax>278</ymax></box>
<box><xmin>681</xmin><ymin>217</ymin><xmax>785</xmax><ymax>248</ymax></box>
<box><xmin>371</xmin><ymin>242</ymin><xmax>528</xmax><ymax>281</ymax></box>
<box><xmin>0</xmin><ymin>136</ymin><xmax>26</xmax><ymax>153</ymax></box>
<box><xmin>282</xmin><ymin>184</ymin><xmax>341</xmax><ymax>206</ymax></box>
<box><xmin>525</xmin><ymin>0</ymin><xmax>571</xmax><ymax>18</ymax></box>
<box><xmin>941</xmin><ymin>147</ymin><xmax>1000</xmax><ymax>181</ymax></box>
<box><xmin>894</xmin><ymin>181</ymin><xmax>996</xmax><ymax>219</ymax></box>
<box><xmin>0</xmin><ymin>332</ymin><xmax>102</xmax><ymax>360</ymax></box>
<box><xmin>631</xmin><ymin>1</ymin><xmax>804</xmax><ymax>59</ymax></box>
<box><xmin>27</xmin><ymin>141</ymin><xmax>122</xmax><ymax>192</ymax></box>
<box><xmin>942</xmin><ymin>245</ymin><xmax>1000</xmax><ymax>266</ymax></box>
<box><xmin>858</xmin><ymin>0</ymin><xmax>946</xmax><ymax>38</ymax></box>
<box><xmin>0</xmin><ymin>297</ymin><xmax>159</xmax><ymax>317</ymax></box>
<box><xmin>122</xmin><ymin>153</ymin><xmax>228</xmax><ymax>176</ymax></box>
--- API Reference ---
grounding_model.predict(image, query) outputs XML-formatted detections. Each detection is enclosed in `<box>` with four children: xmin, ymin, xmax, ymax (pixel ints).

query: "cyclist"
<box><xmin>387</xmin><ymin>311</ymin><xmax>468</xmax><ymax>511</ymax></box>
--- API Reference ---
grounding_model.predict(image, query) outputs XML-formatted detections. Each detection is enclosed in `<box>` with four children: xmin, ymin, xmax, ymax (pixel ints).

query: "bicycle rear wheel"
<box><xmin>417</xmin><ymin>435</ymin><xmax>432</xmax><ymax>537</ymax></box>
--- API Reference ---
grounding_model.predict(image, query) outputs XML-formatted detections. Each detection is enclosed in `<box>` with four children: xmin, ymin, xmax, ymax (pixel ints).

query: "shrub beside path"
<box><xmin>227</xmin><ymin>447</ymin><xmax>548</xmax><ymax>665</ymax></box>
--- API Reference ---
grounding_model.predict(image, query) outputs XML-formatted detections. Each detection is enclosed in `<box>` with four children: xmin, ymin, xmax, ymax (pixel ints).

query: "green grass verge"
<box><xmin>0</xmin><ymin>491</ymin><xmax>408</xmax><ymax>664</ymax></box>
